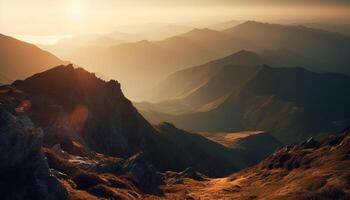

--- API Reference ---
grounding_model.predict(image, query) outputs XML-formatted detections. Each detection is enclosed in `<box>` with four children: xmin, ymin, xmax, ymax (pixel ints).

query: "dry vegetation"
<box><xmin>157</xmin><ymin>131</ymin><xmax>350</xmax><ymax>200</ymax></box>
<box><xmin>197</xmin><ymin>131</ymin><xmax>265</xmax><ymax>148</ymax></box>
<box><xmin>43</xmin><ymin>147</ymin><xmax>144</xmax><ymax>200</ymax></box>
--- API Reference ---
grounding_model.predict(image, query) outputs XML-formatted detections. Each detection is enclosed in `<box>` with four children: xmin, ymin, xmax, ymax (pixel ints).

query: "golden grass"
<box><xmin>197</xmin><ymin>131</ymin><xmax>264</xmax><ymax>147</ymax></box>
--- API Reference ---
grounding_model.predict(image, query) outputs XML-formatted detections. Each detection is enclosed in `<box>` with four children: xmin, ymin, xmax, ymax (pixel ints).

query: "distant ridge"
<box><xmin>149</xmin><ymin>50</ymin><xmax>271</xmax><ymax>102</ymax></box>
<box><xmin>0</xmin><ymin>33</ymin><xmax>64</xmax><ymax>82</ymax></box>
<box><xmin>138</xmin><ymin>51</ymin><xmax>350</xmax><ymax>144</ymax></box>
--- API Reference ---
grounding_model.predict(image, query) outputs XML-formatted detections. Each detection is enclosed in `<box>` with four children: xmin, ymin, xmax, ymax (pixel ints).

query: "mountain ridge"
<box><xmin>0</xmin><ymin>33</ymin><xmax>65</xmax><ymax>83</ymax></box>
<box><xmin>137</xmin><ymin>52</ymin><xmax>350</xmax><ymax>144</ymax></box>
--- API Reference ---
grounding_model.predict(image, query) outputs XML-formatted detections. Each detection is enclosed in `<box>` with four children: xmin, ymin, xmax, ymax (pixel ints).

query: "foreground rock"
<box><xmin>0</xmin><ymin>107</ymin><xmax>67</xmax><ymax>200</ymax></box>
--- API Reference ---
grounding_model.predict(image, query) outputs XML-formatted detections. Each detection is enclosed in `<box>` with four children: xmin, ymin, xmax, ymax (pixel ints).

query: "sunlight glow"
<box><xmin>65</xmin><ymin>2</ymin><xmax>83</xmax><ymax>22</ymax></box>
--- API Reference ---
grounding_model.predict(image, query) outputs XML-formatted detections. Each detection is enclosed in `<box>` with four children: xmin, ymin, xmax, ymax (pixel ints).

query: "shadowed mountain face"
<box><xmin>2</xmin><ymin>64</ymin><xmax>267</xmax><ymax>177</ymax></box>
<box><xmin>12</xmin><ymin>64</ymin><xmax>157</xmax><ymax>157</ymax></box>
<box><xmin>137</xmin><ymin>51</ymin><xmax>350</xmax><ymax>144</ymax></box>
<box><xmin>0</xmin><ymin>34</ymin><xmax>64</xmax><ymax>84</ymax></box>
<box><xmin>149</xmin><ymin>50</ymin><xmax>270</xmax><ymax>102</ymax></box>
<box><xmin>0</xmin><ymin>107</ymin><xmax>67</xmax><ymax>200</ymax></box>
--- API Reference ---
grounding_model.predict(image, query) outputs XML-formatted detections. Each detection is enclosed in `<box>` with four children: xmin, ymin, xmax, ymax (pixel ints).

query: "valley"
<box><xmin>1</xmin><ymin>4</ymin><xmax>350</xmax><ymax>198</ymax></box>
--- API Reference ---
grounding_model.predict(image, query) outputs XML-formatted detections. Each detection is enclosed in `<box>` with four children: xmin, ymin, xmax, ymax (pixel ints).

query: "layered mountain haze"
<box><xmin>43</xmin><ymin>21</ymin><xmax>350</xmax><ymax>100</ymax></box>
<box><xmin>62</xmin><ymin>29</ymin><xmax>250</xmax><ymax>99</ymax></box>
<box><xmin>147</xmin><ymin>50</ymin><xmax>271</xmax><ymax>103</ymax></box>
<box><xmin>224</xmin><ymin>21</ymin><xmax>350</xmax><ymax>74</ymax></box>
<box><xmin>137</xmin><ymin>50</ymin><xmax>350</xmax><ymax>144</ymax></box>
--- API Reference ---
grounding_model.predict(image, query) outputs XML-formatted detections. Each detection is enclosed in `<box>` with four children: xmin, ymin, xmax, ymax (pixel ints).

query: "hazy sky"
<box><xmin>1</xmin><ymin>0</ymin><xmax>350</xmax><ymax>37</ymax></box>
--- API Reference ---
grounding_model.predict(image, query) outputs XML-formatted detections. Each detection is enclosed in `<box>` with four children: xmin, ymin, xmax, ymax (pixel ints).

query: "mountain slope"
<box><xmin>0</xmin><ymin>34</ymin><xmax>64</xmax><ymax>82</ymax></box>
<box><xmin>149</xmin><ymin>50</ymin><xmax>271</xmax><ymax>103</ymax></box>
<box><xmin>4</xmin><ymin>64</ymin><xmax>260</xmax><ymax>177</ymax></box>
<box><xmin>224</xmin><ymin>21</ymin><xmax>350</xmax><ymax>74</ymax></box>
<box><xmin>138</xmin><ymin>62</ymin><xmax>350</xmax><ymax>144</ymax></box>
<box><xmin>48</xmin><ymin>21</ymin><xmax>350</xmax><ymax>100</ymax></box>
<box><xmin>162</xmin><ymin>129</ymin><xmax>350</xmax><ymax>199</ymax></box>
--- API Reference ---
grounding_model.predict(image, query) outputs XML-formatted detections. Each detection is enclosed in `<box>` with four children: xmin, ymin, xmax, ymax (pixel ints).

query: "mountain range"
<box><xmin>45</xmin><ymin>21</ymin><xmax>350</xmax><ymax>100</ymax></box>
<box><xmin>136</xmin><ymin>50</ymin><xmax>350</xmax><ymax>144</ymax></box>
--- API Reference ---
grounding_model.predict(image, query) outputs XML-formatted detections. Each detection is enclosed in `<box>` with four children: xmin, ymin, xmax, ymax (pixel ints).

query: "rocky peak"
<box><xmin>10</xmin><ymin>64</ymin><xmax>156</xmax><ymax>158</ymax></box>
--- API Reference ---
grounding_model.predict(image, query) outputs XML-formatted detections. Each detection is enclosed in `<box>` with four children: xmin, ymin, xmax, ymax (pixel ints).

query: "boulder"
<box><xmin>122</xmin><ymin>152</ymin><xmax>164</xmax><ymax>194</ymax></box>
<box><xmin>0</xmin><ymin>107</ymin><xmax>68</xmax><ymax>200</ymax></box>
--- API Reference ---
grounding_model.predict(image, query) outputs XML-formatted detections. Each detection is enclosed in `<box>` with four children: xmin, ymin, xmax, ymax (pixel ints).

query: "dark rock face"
<box><xmin>0</xmin><ymin>107</ymin><xmax>67</xmax><ymax>200</ymax></box>
<box><xmin>122</xmin><ymin>152</ymin><xmax>164</xmax><ymax>194</ymax></box>
<box><xmin>12</xmin><ymin>64</ymin><xmax>158</xmax><ymax>158</ymax></box>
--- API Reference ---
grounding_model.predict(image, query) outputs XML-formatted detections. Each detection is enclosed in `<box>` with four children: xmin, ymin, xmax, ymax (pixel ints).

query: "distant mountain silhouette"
<box><xmin>207</xmin><ymin>19</ymin><xmax>242</xmax><ymax>31</ymax></box>
<box><xmin>296</xmin><ymin>21</ymin><xmax>350</xmax><ymax>36</ymax></box>
<box><xmin>115</xmin><ymin>23</ymin><xmax>193</xmax><ymax>40</ymax></box>
<box><xmin>224</xmin><ymin>21</ymin><xmax>350</xmax><ymax>74</ymax></box>
<box><xmin>61</xmin><ymin>27</ymin><xmax>253</xmax><ymax>99</ymax></box>
<box><xmin>57</xmin><ymin>21</ymin><xmax>350</xmax><ymax>100</ymax></box>
<box><xmin>149</xmin><ymin>50</ymin><xmax>272</xmax><ymax>103</ymax></box>
<box><xmin>138</xmin><ymin>51</ymin><xmax>350</xmax><ymax>144</ymax></box>
<box><xmin>0</xmin><ymin>34</ymin><xmax>64</xmax><ymax>82</ymax></box>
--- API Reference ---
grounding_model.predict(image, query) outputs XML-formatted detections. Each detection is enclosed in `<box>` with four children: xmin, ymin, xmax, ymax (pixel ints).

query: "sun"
<box><xmin>66</xmin><ymin>3</ymin><xmax>83</xmax><ymax>22</ymax></box>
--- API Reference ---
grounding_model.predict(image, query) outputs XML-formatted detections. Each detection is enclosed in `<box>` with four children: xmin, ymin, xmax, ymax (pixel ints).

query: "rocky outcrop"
<box><xmin>175</xmin><ymin>167</ymin><xmax>205</xmax><ymax>181</ymax></box>
<box><xmin>122</xmin><ymin>152</ymin><xmax>164</xmax><ymax>194</ymax></box>
<box><xmin>12</xmin><ymin>64</ymin><xmax>158</xmax><ymax>158</ymax></box>
<box><xmin>0</xmin><ymin>107</ymin><xmax>67</xmax><ymax>200</ymax></box>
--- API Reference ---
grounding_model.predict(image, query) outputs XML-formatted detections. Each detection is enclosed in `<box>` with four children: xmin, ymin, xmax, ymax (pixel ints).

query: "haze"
<box><xmin>1</xmin><ymin>0</ymin><xmax>350</xmax><ymax>44</ymax></box>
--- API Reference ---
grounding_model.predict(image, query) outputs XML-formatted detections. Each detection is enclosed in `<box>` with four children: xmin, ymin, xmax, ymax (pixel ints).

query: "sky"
<box><xmin>1</xmin><ymin>0</ymin><xmax>350</xmax><ymax>43</ymax></box>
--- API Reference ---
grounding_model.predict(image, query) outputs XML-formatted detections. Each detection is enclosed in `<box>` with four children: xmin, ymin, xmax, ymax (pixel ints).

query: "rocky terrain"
<box><xmin>159</xmin><ymin>129</ymin><xmax>350</xmax><ymax>199</ymax></box>
<box><xmin>2</xmin><ymin>96</ymin><xmax>348</xmax><ymax>199</ymax></box>
<box><xmin>0</xmin><ymin>106</ymin><xmax>67</xmax><ymax>200</ymax></box>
